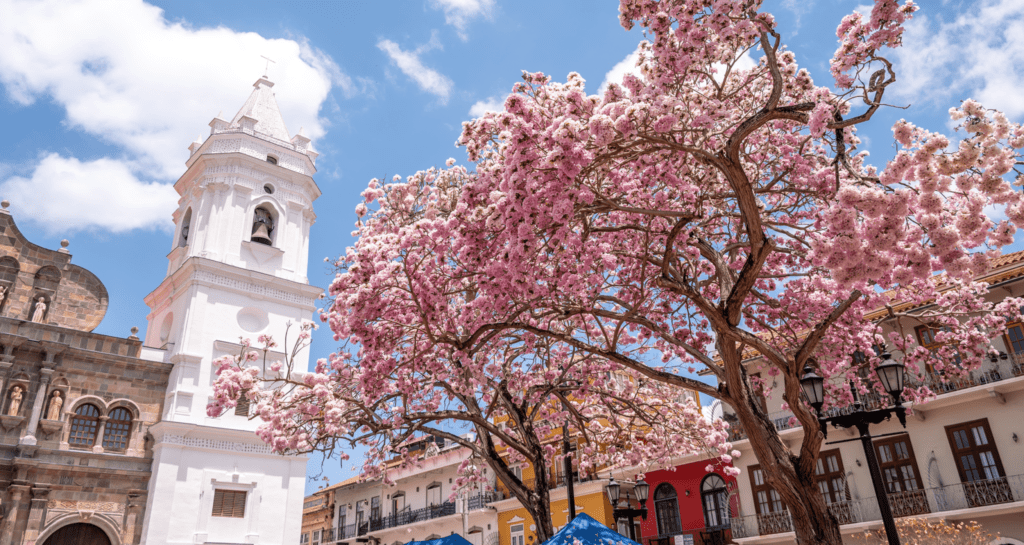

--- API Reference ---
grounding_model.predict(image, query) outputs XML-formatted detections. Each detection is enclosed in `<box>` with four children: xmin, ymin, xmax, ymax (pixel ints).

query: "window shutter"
<box><xmin>235</xmin><ymin>396</ymin><xmax>251</xmax><ymax>417</ymax></box>
<box><xmin>212</xmin><ymin>490</ymin><xmax>247</xmax><ymax>518</ymax></box>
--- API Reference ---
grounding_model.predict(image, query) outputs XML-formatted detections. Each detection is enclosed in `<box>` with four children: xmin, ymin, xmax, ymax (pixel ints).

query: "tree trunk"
<box><xmin>720</xmin><ymin>346</ymin><xmax>842</xmax><ymax>545</ymax></box>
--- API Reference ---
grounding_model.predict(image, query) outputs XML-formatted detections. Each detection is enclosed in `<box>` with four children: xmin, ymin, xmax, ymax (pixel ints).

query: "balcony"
<box><xmin>323</xmin><ymin>524</ymin><xmax>360</xmax><ymax>543</ymax></box>
<box><xmin>368</xmin><ymin>502</ymin><xmax>457</xmax><ymax>532</ymax></box>
<box><xmin>467</xmin><ymin>492</ymin><xmax>501</xmax><ymax>510</ymax></box>
<box><xmin>726</xmin><ymin>356</ymin><xmax>1024</xmax><ymax>442</ymax></box>
<box><xmin>644</xmin><ymin>527</ymin><xmax>731</xmax><ymax>545</ymax></box>
<box><xmin>729</xmin><ymin>474</ymin><xmax>1024</xmax><ymax>539</ymax></box>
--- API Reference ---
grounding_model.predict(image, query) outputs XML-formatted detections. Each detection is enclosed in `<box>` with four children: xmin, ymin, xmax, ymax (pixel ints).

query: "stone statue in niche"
<box><xmin>46</xmin><ymin>390</ymin><xmax>63</xmax><ymax>420</ymax></box>
<box><xmin>0</xmin><ymin>285</ymin><xmax>6</xmax><ymax>306</ymax></box>
<box><xmin>7</xmin><ymin>385</ymin><xmax>22</xmax><ymax>416</ymax></box>
<box><xmin>31</xmin><ymin>296</ymin><xmax>47</xmax><ymax>323</ymax></box>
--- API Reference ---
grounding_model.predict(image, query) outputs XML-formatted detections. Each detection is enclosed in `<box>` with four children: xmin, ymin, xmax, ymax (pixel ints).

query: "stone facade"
<box><xmin>0</xmin><ymin>208</ymin><xmax>172</xmax><ymax>545</ymax></box>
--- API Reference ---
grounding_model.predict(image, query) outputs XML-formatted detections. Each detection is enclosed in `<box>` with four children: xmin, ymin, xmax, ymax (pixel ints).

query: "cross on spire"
<box><xmin>260</xmin><ymin>55</ymin><xmax>275</xmax><ymax>78</ymax></box>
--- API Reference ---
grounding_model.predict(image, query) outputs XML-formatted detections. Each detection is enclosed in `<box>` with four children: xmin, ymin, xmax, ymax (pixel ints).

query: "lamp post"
<box><xmin>606</xmin><ymin>477</ymin><xmax>649</xmax><ymax>542</ymax></box>
<box><xmin>800</xmin><ymin>353</ymin><xmax>907</xmax><ymax>545</ymax></box>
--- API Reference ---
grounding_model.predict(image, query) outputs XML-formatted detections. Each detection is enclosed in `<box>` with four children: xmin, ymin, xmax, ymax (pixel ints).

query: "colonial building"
<box><xmin>719</xmin><ymin>252</ymin><xmax>1024</xmax><ymax>544</ymax></box>
<box><xmin>312</xmin><ymin>436</ymin><xmax>499</xmax><ymax>545</ymax></box>
<box><xmin>0</xmin><ymin>204</ymin><xmax>172</xmax><ymax>545</ymax></box>
<box><xmin>2</xmin><ymin>73</ymin><xmax>322</xmax><ymax>545</ymax></box>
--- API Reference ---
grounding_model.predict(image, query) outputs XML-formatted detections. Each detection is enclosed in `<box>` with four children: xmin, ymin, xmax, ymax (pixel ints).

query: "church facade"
<box><xmin>0</xmin><ymin>76</ymin><xmax>321</xmax><ymax>545</ymax></box>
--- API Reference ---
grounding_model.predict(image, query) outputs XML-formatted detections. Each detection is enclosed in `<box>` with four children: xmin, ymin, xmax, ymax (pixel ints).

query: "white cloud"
<box><xmin>377</xmin><ymin>34</ymin><xmax>454</xmax><ymax>104</ymax></box>
<box><xmin>468</xmin><ymin>95</ymin><xmax>505</xmax><ymax>117</ymax></box>
<box><xmin>0</xmin><ymin>0</ymin><xmax>351</xmax><ymax>232</ymax></box>
<box><xmin>891</xmin><ymin>0</ymin><xmax>1024</xmax><ymax>119</ymax></box>
<box><xmin>430</xmin><ymin>0</ymin><xmax>495</xmax><ymax>40</ymax></box>
<box><xmin>598</xmin><ymin>45</ymin><xmax>756</xmax><ymax>94</ymax></box>
<box><xmin>599</xmin><ymin>46</ymin><xmax>643</xmax><ymax>95</ymax></box>
<box><xmin>0</xmin><ymin>154</ymin><xmax>178</xmax><ymax>233</ymax></box>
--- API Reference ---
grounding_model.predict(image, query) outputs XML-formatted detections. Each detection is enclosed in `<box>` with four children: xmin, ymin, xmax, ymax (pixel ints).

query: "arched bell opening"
<box><xmin>251</xmin><ymin>206</ymin><xmax>276</xmax><ymax>246</ymax></box>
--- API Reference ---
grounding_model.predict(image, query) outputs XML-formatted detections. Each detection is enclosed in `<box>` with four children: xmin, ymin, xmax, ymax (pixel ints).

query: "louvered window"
<box><xmin>103</xmin><ymin>407</ymin><xmax>132</xmax><ymax>451</ymax></box>
<box><xmin>235</xmin><ymin>396</ymin><xmax>251</xmax><ymax>417</ymax></box>
<box><xmin>69</xmin><ymin>404</ymin><xmax>100</xmax><ymax>448</ymax></box>
<box><xmin>212</xmin><ymin>490</ymin><xmax>247</xmax><ymax>518</ymax></box>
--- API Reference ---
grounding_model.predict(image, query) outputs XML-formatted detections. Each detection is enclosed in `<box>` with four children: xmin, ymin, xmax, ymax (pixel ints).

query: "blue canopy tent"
<box><xmin>406</xmin><ymin>535</ymin><xmax>475</xmax><ymax>545</ymax></box>
<box><xmin>541</xmin><ymin>514</ymin><xmax>641</xmax><ymax>545</ymax></box>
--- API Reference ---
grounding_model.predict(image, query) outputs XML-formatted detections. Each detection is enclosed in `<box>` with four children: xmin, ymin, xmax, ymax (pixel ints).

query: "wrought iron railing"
<box><xmin>368</xmin><ymin>502</ymin><xmax>457</xmax><ymax>531</ymax></box>
<box><xmin>729</xmin><ymin>474</ymin><xmax>1024</xmax><ymax>538</ymax></box>
<box><xmin>323</xmin><ymin>524</ymin><xmax>358</xmax><ymax>543</ymax></box>
<box><xmin>643</xmin><ymin>527</ymin><xmax>730</xmax><ymax>545</ymax></box>
<box><xmin>467</xmin><ymin>492</ymin><xmax>500</xmax><ymax>510</ymax></box>
<box><xmin>495</xmin><ymin>472</ymin><xmax>599</xmax><ymax>496</ymax></box>
<box><xmin>727</xmin><ymin>357</ymin><xmax>1024</xmax><ymax>441</ymax></box>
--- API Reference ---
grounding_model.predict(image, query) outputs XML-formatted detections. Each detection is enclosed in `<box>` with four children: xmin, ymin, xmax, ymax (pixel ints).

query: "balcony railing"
<box><xmin>727</xmin><ymin>357</ymin><xmax>1024</xmax><ymax>441</ymax></box>
<box><xmin>467</xmin><ymin>492</ymin><xmax>500</xmax><ymax>510</ymax></box>
<box><xmin>323</xmin><ymin>524</ymin><xmax>358</xmax><ymax>543</ymax></box>
<box><xmin>729</xmin><ymin>474</ymin><xmax>1024</xmax><ymax>538</ymax></box>
<box><xmin>644</xmin><ymin>527</ymin><xmax>731</xmax><ymax>545</ymax></box>
<box><xmin>368</xmin><ymin>502</ymin><xmax>457</xmax><ymax>532</ymax></box>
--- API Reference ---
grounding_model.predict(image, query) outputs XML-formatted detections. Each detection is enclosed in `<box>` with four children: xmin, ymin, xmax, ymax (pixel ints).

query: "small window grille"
<box><xmin>212</xmin><ymin>489</ymin><xmax>247</xmax><ymax>518</ymax></box>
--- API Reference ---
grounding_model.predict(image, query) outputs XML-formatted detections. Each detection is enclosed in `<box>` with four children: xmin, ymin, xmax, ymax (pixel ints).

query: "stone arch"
<box><xmin>36</xmin><ymin>513</ymin><xmax>122</xmax><ymax>545</ymax></box>
<box><xmin>68</xmin><ymin>395</ymin><xmax>109</xmax><ymax>414</ymax></box>
<box><xmin>33</xmin><ymin>265</ymin><xmax>62</xmax><ymax>291</ymax></box>
<box><xmin>106</xmin><ymin>398</ymin><xmax>142</xmax><ymax>419</ymax></box>
<box><xmin>158</xmin><ymin>311</ymin><xmax>174</xmax><ymax>345</ymax></box>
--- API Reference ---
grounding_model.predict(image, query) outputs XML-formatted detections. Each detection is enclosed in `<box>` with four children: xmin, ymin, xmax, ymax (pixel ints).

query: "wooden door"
<box><xmin>42</xmin><ymin>524</ymin><xmax>111</xmax><ymax>545</ymax></box>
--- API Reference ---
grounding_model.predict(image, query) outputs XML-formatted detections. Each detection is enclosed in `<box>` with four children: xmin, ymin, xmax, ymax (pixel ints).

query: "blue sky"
<box><xmin>1</xmin><ymin>0</ymin><xmax>1022</xmax><ymax>493</ymax></box>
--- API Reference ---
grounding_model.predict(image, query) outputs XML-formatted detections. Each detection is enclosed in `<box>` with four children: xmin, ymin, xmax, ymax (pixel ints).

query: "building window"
<box><xmin>392</xmin><ymin>491</ymin><xmax>405</xmax><ymax>515</ymax></box>
<box><xmin>814</xmin><ymin>450</ymin><xmax>852</xmax><ymax>523</ymax></box>
<box><xmin>235</xmin><ymin>395</ymin><xmax>251</xmax><ymax>417</ymax></box>
<box><xmin>68</xmin><ymin>404</ymin><xmax>100</xmax><ymax>448</ymax></box>
<box><xmin>749</xmin><ymin>465</ymin><xmax>789</xmax><ymax>534</ymax></box>
<box><xmin>653</xmin><ymin>483</ymin><xmax>681</xmax><ymax>536</ymax></box>
<box><xmin>212</xmin><ymin>489</ymin><xmax>247</xmax><ymax>518</ymax></box>
<box><xmin>946</xmin><ymin>418</ymin><xmax>1013</xmax><ymax>507</ymax></box>
<box><xmin>426</xmin><ymin>483</ymin><xmax>442</xmax><ymax>506</ymax></box>
<box><xmin>701</xmin><ymin>474</ymin><xmax>729</xmax><ymax>530</ymax></box>
<box><xmin>511</xmin><ymin>464</ymin><xmax>523</xmax><ymax>482</ymax></box>
<box><xmin>300</xmin><ymin>533</ymin><xmax>309</xmax><ymax>545</ymax></box>
<box><xmin>1005</xmin><ymin>323</ymin><xmax>1024</xmax><ymax>355</ymax></box>
<box><xmin>370</xmin><ymin>496</ymin><xmax>380</xmax><ymax>520</ymax></box>
<box><xmin>874</xmin><ymin>434</ymin><xmax>929</xmax><ymax>517</ymax></box>
<box><xmin>102</xmin><ymin>407</ymin><xmax>132</xmax><ymax>451</ymax></box>
<box><xmin>266</xmin><ymin>155</ymin><xmax>278</xmax><ymax>165</ymax></box>
<box><xmin>312</xmin><ymin>530</ymin><xmax>321</xmax><ymax>545</ymax></box>
<box><xmin>510</xmin><ymin>524</ymin><xmax>525</xmax><ymax>545</ymax></box>
<box><xmin>264</xmin><ymin>183</ymin><xmax>275</xmax><ymax>194</ymax></box>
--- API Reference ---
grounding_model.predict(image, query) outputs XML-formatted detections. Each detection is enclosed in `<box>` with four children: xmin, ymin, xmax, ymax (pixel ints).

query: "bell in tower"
<box><xmin>251</xmin><ymin>206</ymin><xmax>274</xmax><ymax>245</ymax></box>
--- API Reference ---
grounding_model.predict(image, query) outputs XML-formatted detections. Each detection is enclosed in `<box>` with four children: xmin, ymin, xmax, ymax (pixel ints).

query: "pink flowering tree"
<box><xmin>210</xmin><ymin>323</ymin><xmax>732</xmax><ymax>541</ymax></box>
<box><xmin>210</xmin><ymin>0</ymin><xmax>1024</xmax><ymax>543</ymax></box>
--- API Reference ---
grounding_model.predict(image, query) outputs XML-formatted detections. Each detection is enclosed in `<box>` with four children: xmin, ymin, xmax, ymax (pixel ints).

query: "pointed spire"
<box><xmin>230</xmin><ymin>77</ymin><xmax>291</xmax><ymax>142</ymax></box>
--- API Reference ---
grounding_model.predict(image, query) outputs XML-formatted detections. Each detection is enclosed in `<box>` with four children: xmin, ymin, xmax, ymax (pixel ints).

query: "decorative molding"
<box><xmin>47</xmin><ymin>500</ymin><xmax>124</xmax><ymax>513</ymax></box>
<box><xmin>192</xmin><ymin>270</ymin><xmax>316</xmax><ymax>307</ymax></box>
<box><xmin>159</xmin><ymin>434</ymin><xmax>273</xmax><ymax>454</ymax></box>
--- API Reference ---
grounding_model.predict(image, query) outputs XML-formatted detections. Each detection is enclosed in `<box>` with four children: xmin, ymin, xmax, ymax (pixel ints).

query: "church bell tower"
<box><xmin>139</xmin><ymin>75</ymin><xmax>322</xmax><ymax>545</ymax></box>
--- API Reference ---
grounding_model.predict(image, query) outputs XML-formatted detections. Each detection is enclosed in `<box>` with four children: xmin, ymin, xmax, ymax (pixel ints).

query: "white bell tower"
<box><xmin>140</xmin><ymin>76</ymin><xmax>322</xmax><ymax>545</ymax></box>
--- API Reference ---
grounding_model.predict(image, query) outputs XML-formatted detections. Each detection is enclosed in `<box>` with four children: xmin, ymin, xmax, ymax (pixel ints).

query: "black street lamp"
<box><xmin>800</xmin><ymin>353</ymin><xmax>908</xmax><ymax>545</ymax></box>
<box><xmin>606</xmin><ymin>477</ymin><xmax>649</xmax><ymax>542</ymax></box>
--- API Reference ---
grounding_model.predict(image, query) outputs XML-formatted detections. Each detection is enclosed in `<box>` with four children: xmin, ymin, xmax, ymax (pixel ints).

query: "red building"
<box><xmin>636</xmin><ymin>459</ymin><xmax>736</xmax><ymax>545</ymax></box>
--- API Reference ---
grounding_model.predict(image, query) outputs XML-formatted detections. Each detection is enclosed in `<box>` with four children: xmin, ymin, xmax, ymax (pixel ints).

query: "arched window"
<box><xmin>251</xmin><ymin>206</ymin><xmax>275</xmax><ymax>246</ymax></box>
<box><xmin>102</xmin><ymin>407</ymin><xmax>133</xmax><ymax>451</ymax></box>
<box><xmin>179</xmin><ymin>208</ymin><xmax>192</xmax><ymax>247</ymax></box>
<box><xmin>69</xmin><ymin>404</ymin><xmax>100</xmax><ymax>448</ymax></box>
<box><xmin>654</xmin><ymin>483</ymin><xmax>681</xmax><ymax>536</ymax></box>
<box><xmin>701</xmin><ymin>474</ymin><xmax>730</xmax><ymax>530</ymax></box>
<box><xmin>266</xmin><ymin>155</ymin><xmax>278</xmax><ymax>165</ymax></box>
